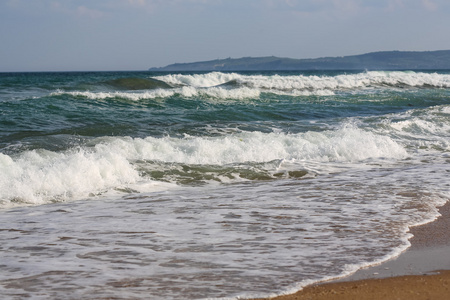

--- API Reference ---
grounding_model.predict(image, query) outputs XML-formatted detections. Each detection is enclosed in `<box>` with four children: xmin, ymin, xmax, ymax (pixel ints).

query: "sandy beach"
<box><xmin>254</xmin><ymin>201</ymin><xmax>450</xmax><ymax>300</ymax></box>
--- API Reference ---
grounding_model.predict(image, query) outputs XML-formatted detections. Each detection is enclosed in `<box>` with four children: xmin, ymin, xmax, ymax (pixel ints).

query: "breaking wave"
<box><xmin>0</xmin><ymin>126</ymin><xmax>407</xmax><ymax>206</ymax></box>
<box><xmin>155</xmin><ymin>71</ymin><xmax>450</xmax><ymax>91</ymax></box>
<box><xmin>49</xmin><ymin>71</ymin><xmax>450</xmax><ymax>101</ymax></box>
<box><xmin>51</xmin><ymin>86</ymin><xmax>262</xmax><ymax>100</ymax></box>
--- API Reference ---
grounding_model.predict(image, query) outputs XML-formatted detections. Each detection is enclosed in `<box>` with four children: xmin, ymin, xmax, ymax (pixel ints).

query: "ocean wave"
<box><xmin>50</xmin><ymin>86</ymin><xmax>332</xmax><ymax>100</ymax></box>
<box><xmin>51</xmin><ymin>86</ymin><xmax>262</xmax><ymax>100</ymax></box>
<box><xmin>54</xmin><ymin>70</ymin><xmax>450</xmax><ymax>100</ymax></box>
<box><xmin>0</xmin><ymin>127</ymin><xmax>407</xmax><ymax>206</ymax></box>
<box><xmin>381</xmin><ymin>104</ymin><xmax>450</xmax><ymax>151</ymax></box>
<box><xmin>113</xmin><ymin>126</ymin><xmax>407</xmax><ymax>165</ymax></box>
<box><xmin>155</xmin><ymin>71</ymin><xmax>450</xmax><ymax>92</ymax></box>
<box><xmin>12</xmin><ymin>71</ymin><xmax>450</xmax><ymax>103</ymax></box>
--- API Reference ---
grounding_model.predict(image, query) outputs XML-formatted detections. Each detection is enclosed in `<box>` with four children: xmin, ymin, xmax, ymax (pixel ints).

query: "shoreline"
<box><xmin>253</xmin><ymin>200</ymin><xmax>450</xmax><ymax>300</ymax></box>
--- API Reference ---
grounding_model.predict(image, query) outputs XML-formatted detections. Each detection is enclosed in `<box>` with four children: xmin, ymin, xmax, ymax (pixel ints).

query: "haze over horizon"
<box><xmin>1</xmin><ymin>0</ymin><xmax>450</xmax><ymax>72</ymax></box>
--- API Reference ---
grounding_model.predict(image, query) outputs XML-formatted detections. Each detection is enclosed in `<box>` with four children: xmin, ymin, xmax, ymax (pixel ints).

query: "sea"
<box><xmin>0</xmin><ymin>70</ymin><xmax>449</xmax><ymax>299</ymax></box>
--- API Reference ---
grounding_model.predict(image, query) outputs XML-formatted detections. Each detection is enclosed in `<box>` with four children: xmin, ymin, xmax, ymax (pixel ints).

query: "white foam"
<box><xmin>51</xmin><ymin>86</ymin><xmax>261</xmax><ymax>100</ymax></box>
<box><xmin>0</xmin><ymin>147</ymin><xmax>144</xmax><ymax>206</ymax></box>
<box><xmin>51</xmin><ymin>89</ymin><xmax>176</xmax><ymax>100</ymax></box>
<box><xmin>381</xmin><ymin>105</ymin><xmax>450</xmax><ymax>151</ymax></box>
<box><xmin>101</xmin><ymin>126</ymin><xmax>407</xmax><ymax>165</ymax></box>
<box><xmin>441</xmin><ymin>105</ymin><xmax>450</xmax><ymax>114</ymax></box>
<box><xmin>1</xmin><ymin>162</ymin><xmax>447</xmax><ymax>299</ymax></box>
<box><xmin>0</xmin><ymin>126</ymin><xmax>407</xmax><ymax>206</ymax></box>
<box><xmin>155</xmin><ymin>71</ymin><xmax>450</xmax><ymax>93</ymax></box>
<box><xmin>153</xmin><ymin>72</ymin><xmax>240</xmax><ymax>87</ymax></box>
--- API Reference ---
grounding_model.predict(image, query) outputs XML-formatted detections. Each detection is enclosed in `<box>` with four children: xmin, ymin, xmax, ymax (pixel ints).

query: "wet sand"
<box><xmin>253</xmin><ymin>201</ymin><xmax>450</xmax><ymax>300</ymax></box>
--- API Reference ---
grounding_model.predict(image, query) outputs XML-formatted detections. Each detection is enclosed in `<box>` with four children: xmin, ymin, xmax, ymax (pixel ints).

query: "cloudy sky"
<box><xmin>1</xmin><ymin>0</ymin><xmax>449</xmax><ymax>71</ymax></box>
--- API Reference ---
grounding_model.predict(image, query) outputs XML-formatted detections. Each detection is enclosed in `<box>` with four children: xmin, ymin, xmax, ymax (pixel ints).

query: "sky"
<box><xmin>1</xmin><ymin>0</ymin><xmax>450</xmax><ymax>72</ymax></box>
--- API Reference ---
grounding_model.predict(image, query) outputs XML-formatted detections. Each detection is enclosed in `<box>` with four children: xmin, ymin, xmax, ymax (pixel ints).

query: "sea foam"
<box><xmin>155</xmin><ymin>71</ymin><xmax>450</xmax><ymax>91</ymax></box>
<box><xmin>51</xmin><ymin>86</ymin><xmax>261</xmax><ymax>100</ymax></box>
<box><xmin>380</xmin><ymin>104</ymin><xmax>450</xmax><ymax>151</ymax></box>
<box><xmin>0</xmin><ymin>147</ymin><xmax>141</xmax><ymax>206</ymax></box>
<box><xmin>116</xmin><ymin>126</ymin><xmax>407</xmax><ymax>164</ymax></box>
<box><xmin>0</xmin><ymin>127</ymin><xmax>407</xmax><ymax>206</ymax></box>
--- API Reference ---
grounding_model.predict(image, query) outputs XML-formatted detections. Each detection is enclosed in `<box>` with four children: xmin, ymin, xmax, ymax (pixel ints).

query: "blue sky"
<box><xmin>1</xmin><ymin>0</ymin><xmax>449</xmax><ymax>71</ymax></box>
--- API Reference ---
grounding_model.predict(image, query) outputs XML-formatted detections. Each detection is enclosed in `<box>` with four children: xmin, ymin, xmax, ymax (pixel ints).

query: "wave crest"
<box><xmin>0</xmin><ymin>127</ymin><xmax>407</xmax><ymax>206</ymax></box>
<box><xmin>51</xmin><ymin>86</ymin><xmax>261</xmax><ymax>100</ymax></box>
<box><xmin>155</xmin><ymin>71</ymin><xmax>450</xmax><ymax>93</ymax></box>
<box><xmin>49</xmin><ymin>71</ymin><xmax>450</xmax><ymax>101</ymax></box>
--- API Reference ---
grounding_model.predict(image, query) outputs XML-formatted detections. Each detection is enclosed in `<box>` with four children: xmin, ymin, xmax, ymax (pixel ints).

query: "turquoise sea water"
<box><xmin>0</xmin><ymin>70</ymin><xmax>449</xmax><ymax>299</ymax></box>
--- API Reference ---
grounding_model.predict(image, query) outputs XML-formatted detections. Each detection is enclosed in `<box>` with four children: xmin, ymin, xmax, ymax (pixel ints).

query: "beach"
<box><xmin>254</xmin><ymin>201</ymin><xmax>450</xmax><ymax>300</ymax></box>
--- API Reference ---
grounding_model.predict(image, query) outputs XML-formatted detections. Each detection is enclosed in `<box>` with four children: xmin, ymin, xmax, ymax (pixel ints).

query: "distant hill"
<box><xmin>149</xmin><ymin>50</ymin><xmax>450</xmax><ymax>71</ymax></box>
